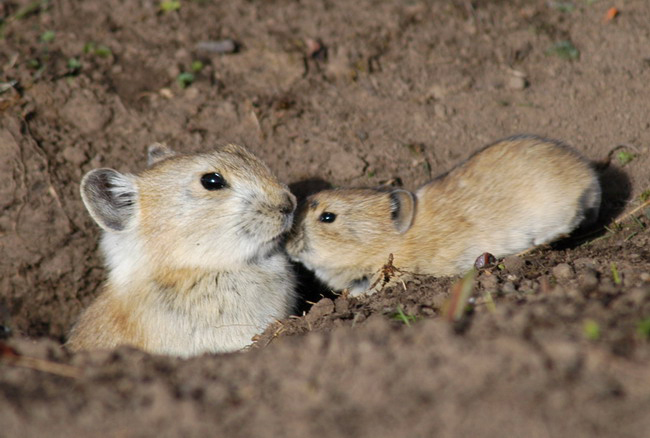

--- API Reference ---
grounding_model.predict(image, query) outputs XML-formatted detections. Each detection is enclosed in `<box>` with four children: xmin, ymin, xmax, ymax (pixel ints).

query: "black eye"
<box><xmin>200</xmin><ymin>172</ymin><xmax>227</xmax><ymax>190</ymax></box>
<box><xmin>319</xmin><ymin>212</ymin><xmax>337</xmax><ymax>223</ymax></box>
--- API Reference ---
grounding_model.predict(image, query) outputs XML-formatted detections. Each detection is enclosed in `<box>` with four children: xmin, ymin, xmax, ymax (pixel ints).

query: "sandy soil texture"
<box><xmin>1</xmin><ymin>0</ymin><xmax>649</xmax><ymax>436</ymax></box>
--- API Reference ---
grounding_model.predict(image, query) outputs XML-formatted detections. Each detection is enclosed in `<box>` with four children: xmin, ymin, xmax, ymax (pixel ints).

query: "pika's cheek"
<box><xmin>285</xmin><ymin>227</ymin><xmax>306</xmax><ymax>257</ymax></box>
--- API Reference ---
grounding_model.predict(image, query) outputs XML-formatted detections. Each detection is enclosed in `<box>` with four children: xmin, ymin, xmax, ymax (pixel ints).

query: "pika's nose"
<box><xmin>279</xmin><ymin>192</ymin><xmax>297</xmax><ymax>215</ymax></box>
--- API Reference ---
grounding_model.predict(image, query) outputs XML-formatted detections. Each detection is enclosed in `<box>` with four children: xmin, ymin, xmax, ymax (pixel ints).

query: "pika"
<box><xmin>287</xmin><ymin>135</ymin><xmax>601</xmax><ymax>295</ymax></box>
<box><xmin>67</xmin><ymin>143</ymin><xmax>297</xmax><ymax>357</ymax></box>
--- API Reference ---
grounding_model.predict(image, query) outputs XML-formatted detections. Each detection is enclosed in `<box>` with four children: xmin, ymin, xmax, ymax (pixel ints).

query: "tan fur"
<box><xmin>286</xmin><ymin>135</ymin><xmax>601</xmax><ymax>295</ymax></box>
<box><xmin>68</xmin><ymin>143</ymin><xmax>297</xmax><ymax>356</ymax></box>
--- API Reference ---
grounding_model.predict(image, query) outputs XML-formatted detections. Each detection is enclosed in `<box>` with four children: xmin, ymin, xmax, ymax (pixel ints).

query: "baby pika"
<box><xmin>286</xmin><ymin>135</ymin><xmax>601</xmax><ymax>295</ymax></box>
<box><xmin>67</xmin><ymin>143</ymin><xmax>297</xmax><ymax>357</ymax></box>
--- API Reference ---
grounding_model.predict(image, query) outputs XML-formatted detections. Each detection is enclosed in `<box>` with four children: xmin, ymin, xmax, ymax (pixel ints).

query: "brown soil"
<box><xmin>2</xmin><ymin>0</ymin><xmax>650</xmax><ymax>436</ymax></box>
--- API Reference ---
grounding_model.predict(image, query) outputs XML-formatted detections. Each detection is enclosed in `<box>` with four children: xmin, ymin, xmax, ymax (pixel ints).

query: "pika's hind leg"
<box><xmin>571</xmin><ymin>177</ymin><xmax>602</xmax><ymax>230</ymax></box>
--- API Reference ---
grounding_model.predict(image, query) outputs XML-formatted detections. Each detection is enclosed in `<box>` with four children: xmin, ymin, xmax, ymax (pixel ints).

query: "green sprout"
<box><xmin>640</xmin><ymin>190</ymin><xmax>650</xmax><ymax>202</ymax></box>
<box><xmin>191</xmin><ymin>60</ymin><xmax>204</xmax><ymax>72</ymax></box>
<box><xmin>583</xmin><ymin>319</ymin><xmax>601</xmax><ymax>341</ymax></box>
<box><xmin>40</xmin><ymin>30</ymin><xmax>55</xmax><ymax>43</ymax></box>
<box><xmin>392</xmin><ymin>306</ymin><xmax>417</xmax><ymax>327</ymax></box>
<box><xmin>546</xmin><ymin>40</ymin><xmax>580</xmax><ymax>60</ymax></box>
<box><xmin>83</xmin><ymin>42</ymin><xmax>112</xmax><ymax>58</ymax></box>
<box><xmin>610</xmin><ymin>262</ymin><xmax>621</xmax><ymax>285</ymax></box>
<box><xmin>616</xmin><ymin>150</ymin><xmax>636</xmax><ymax>166</ymax></box>
<box><xmin>67</xmin><ymin>58</ymin><xmax>82</xmax><ymax>74</ymax></box>
<box><xmin>637</xmin><ymin>318</ymin><xmax>650</xmax><ymax>340</ymax></box>
<box><xmin>177</xmin><ymin>72</ymin><xmax>195</xmax><ymax>88</ymax></box>
<box><xmin>160</xmin><ymin>0</ymin><xmax>181</xmax><ymax>12</ymax></box>
<box><xmin>551</xmin><ymin>2</ymin><xmax>575</xmax><ymax>13</ymax></box>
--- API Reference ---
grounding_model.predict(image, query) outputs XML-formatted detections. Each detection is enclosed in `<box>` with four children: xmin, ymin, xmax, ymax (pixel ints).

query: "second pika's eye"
<box><xmin>200</xmin><ymin>172</ymin><xmax>228</xmax><ymax>190</ymax></box>
<box><xmin>319</xmin><ymin>212</ymin><xmax>337</xmax><ymax>223</ymax></box>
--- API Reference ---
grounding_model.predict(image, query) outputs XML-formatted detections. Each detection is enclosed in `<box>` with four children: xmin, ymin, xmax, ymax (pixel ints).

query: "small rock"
<box><xmin>640</xmin><ymin>272</ymin><xmax>650</xmax><ymax>282</ymax></box>
<box><xmin>574</xmin><ymin>257</ymin><xmax>597</xmax><ymax>271</ymax></box>
<box><xmin>502</xmin><ymin>281</ymin><xmax>516</xmax><ymax>294</ymax></box>
<box><xmin>60</xmin><ymin>91</ymin><xmax>112</xmax><ymax>134</ymax></box>
<box><xmin>507</xmin><ymin>76</ymin><xmax>528</xmax><ymax>90</ymax></box>
<box><xmin>62</xmin><ymin>145</ymin><xmax>87</xmax><ymax>165</ymax></box>
<box><xmin>545</xmin><ymin>341</ymin><xmax>583</xmax><ymax>379</ymax></box>
<box><xmin>433</xmin><ymin>103</ymin><xmax>453</xmax><ymax>118</ymax></box>
<box><xmin>474</xmin><ymin>252</ymin><xmax>496</xmax><ymax>269</ymax></box>
<box><xmin>431</xmin><ymin>293</ymin><xmax>447</xmax><ymax>310</ymax></box>
<box><xmin>196</xmin><ymin>39</ymin><xmax>238</xmax><ymax>54</ymax></box>
<box><xmin>627</xmin><ymin>287</ymin><xmax>650</xmax><ymax>305</ymax></box>
<box><xmin>478</xmin><ymin>272</ymin><xmax>498</xmax><ymax>290</ymax></box>
<box><xmin>552</xmin><ymin>263</ymin><xmax>574</xmax><ymax>280</ymax></box>
<box><xmin>578</xmin><ymin>271</ymin><xmax>599</xmax><ymax>290</ymax></box>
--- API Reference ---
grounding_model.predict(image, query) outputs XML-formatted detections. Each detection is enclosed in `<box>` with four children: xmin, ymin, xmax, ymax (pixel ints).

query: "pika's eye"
<box><xmin>200</xmin><ymin>172</ymin><xmax>228</xmax><ymax>190</ymax></box>
<box><xmin>319</xmin><ymin>212</ymin><xmax>337</xmax><ymax>223</ymax></box>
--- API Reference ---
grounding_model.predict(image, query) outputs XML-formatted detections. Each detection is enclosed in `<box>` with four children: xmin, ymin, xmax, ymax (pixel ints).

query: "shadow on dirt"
<box><xmin>553</xmin><ymin>164</ymin><xmax>632</xmax><ymax>250</ymax></box>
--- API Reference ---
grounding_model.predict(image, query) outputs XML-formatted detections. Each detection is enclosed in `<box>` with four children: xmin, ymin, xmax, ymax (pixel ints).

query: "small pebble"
<box><xmin>578</xmin><ymin>271</ymin><xmax>599</xmax><ymax>290</ymax></box>
<box><xmin>507</xmin><ymin>76</ymin><xmax>528</xmax><ymax>90</ymax></box>
<box><xmin>552</xmin><ymin>263</ymin><xmax>574</xmax><ymax>280</ymax></box>
<box><xmin>627</xmin><ymin>287</ymin><xmax>650</xmax><ymax>305</ymax></box>
<box><xmin>196</xmin><ymin>39</ymin><xmax>238</xmax><ymax>54</ymax></box>
<box><xmin>474</xmin><ymin>252</ymin><xmax>496</xmax><ymax>269</ymax></box>
<box><xmin>574</xmin><ymin>257</ymin><xmax>597</xmax><ymax>271</ymax></box>
<box><xmin>502</xmin><ymin>281</ymin><xmax>516</xmax><ymax>294</ymax></box>
<box><xmin>356</xmin><ymin>131</ymin><xmax>368</xmax><ymax>141</ymax></box>
<box><xmin>62</xmin><ymin>146</ymin><xmax>87</xmax><ymax>165</ymax></box>
<box><xmin>478</xmin><ymin>272</ymin><xmax>498</xmax><ymax>290</ymax></box>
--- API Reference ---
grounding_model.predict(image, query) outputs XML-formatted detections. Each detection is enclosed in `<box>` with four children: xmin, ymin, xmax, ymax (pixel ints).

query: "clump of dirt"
<box><xmin>2</xmin><ymin>0</ymin><xmax>650</xmax><ymax>436</ymax></box>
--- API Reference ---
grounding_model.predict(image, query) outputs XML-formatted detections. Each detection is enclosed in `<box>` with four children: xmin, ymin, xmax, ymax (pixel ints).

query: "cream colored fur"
<box><xmin>286</xmin><ymin>135</ymin><xmax>601</xmax><ymax>296</ymax></box>
<box><xmin>68</xmin><ymin>143</ymin><xmax>297</xmax><ymax>357</ymax></box>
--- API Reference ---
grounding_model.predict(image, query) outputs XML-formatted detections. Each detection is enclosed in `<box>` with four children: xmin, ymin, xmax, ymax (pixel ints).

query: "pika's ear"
<box><xmin>389</xmin><ymin>189</ymin><xmax>416</xmax><ymax>234</ymax></box>
<box><xmin>80</xmin><ymin>169</ymin><xmax>138</xmax><ymax>232</ymax></box>
<box><xmin>147</xmin><ymin>142</ymin><xmax>176</xmax><ymax>167</ymax></box>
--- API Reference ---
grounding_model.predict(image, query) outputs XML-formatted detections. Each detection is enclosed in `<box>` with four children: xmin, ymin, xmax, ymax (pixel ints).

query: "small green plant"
<box><xmin>551</xmin><ymin>2</ymin><xmax>575</xmax><ymax>13</ymax></box>
<box><xmin>84</xmin><ymin>42</ymin><xmax>112</xmax><ymax>58</ymax></box>
<box><xmin>40</xmin><ymin>30</ymin><xmax>55</xmax><ymax>43</ymax></box>
<box><xmin>190</xmin><ymin>60</ymin><xmax>204</xmax><ymax>72</ymax></box>
<box><xmin>583</xmin><ymin>319</ymin><xmax>601</xmax><ymax>340</ymax></box>
<box><xmin>637</xmin><ymin>318</ymin><xmax>650</xmax><ymax>340</ymax></box>
<box><xmin>392</xmin><ymin>306</ymin><xmax>417</xmax><ymax>327</ymax></box>
<box><xmin>177</xmin><ymin>72</ymin><xmax>195</xmax><ymax>88</ymax></box>
<box><xmin>546</xmin><ymin>40</ymin><xmax>580</xmax><ymax>60</ymax></box>
<box><xmin>616</xmin><ymin>150</ymin><xmax>636</xmax><ymax>166</ymax></box>
<box><xmin>160</xmin><ymin>0</ymin><xmax>181</xmax><ymax>12</ymax></box>
<box><xmin>610</xmin><ymin>262</ymin><xmax>621</xmax><ymax>285</ymax></box>
<box><xmin>640</xmin><ymin>190</ymin><xmax>650</xmax><ymax>202</ymax></box>
<box><xmin>67</xmin><ymin>58</ymin><xmax>82</xmax><ymax>74</ymax></box>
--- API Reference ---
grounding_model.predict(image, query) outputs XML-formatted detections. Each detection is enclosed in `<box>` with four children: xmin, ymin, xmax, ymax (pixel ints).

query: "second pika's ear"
<box><xmin>147</xmin><ymin>142</ymin><xmax>177</xmax><ymax>167</ymax></box>
<box><xmin>389</xmin><ymin>189</ymin><xmax>416</xmax><ymax>234</ymax></box>
<box><xmin>80</xmin><ymin>169</ymin><xmax>138</xmax><ymax>232</ymax></box>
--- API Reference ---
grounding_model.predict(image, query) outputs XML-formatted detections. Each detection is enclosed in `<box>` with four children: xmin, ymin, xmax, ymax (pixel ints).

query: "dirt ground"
<box><xmin>1</xmin><ymin>0</ymin><xmax>650</xmax><ymax>436</ymax></box>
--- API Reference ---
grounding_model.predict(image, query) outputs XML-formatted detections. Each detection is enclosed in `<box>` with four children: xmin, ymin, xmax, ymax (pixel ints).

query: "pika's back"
<box><xmin>286</xmin><ymin>134</ymin><xmax>601</xmax><ymax>294</ymax></box>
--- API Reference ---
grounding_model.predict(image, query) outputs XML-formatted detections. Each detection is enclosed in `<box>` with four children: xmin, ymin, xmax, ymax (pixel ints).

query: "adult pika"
<box><xmin>67</xmin><ymin>143</ymin><xmax>297</xmax><ymax>356</ymax></box>
<box><xmin>287</xmin><ymin>135</ymin><xmax>601</xmax><ymax>295</ymax></box>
